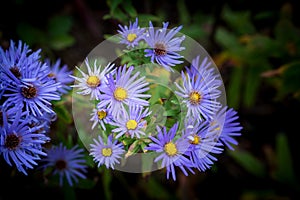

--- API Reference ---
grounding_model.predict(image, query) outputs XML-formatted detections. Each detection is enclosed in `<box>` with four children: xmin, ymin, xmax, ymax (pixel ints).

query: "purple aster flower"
<box><xmin>146</xmin><ymin>122</ymin><xmax>194</xmax><ymax>181</ymax></box>
<box><xmin>45</xmin><ymin>58</ymin><xmax>74</xmax><ymax>95</ymax></box>
<box><xmin>41</xmin><ymin>143</ymin><xmax>87</xmax><ymax>187</ymax></box>
<box><xmin>3</xmin><ymin>61</ymin><xmax>61</xmax><ymax>117</ymax></box>
<box><xmin>182</xmin><ymin>119</ymin><xmax>223</xmax><ymax>172</ymax></box>
<box><xmin>71</xmin><ymin>58</ymin><xmax>115</xmax><ymax>100</ymax></box>
<box><xmin>186</xmin><ymin>55</ymin><xmax>222</xmax><ymax>88</ymax></box>
<box><xmin>209</xmin><ymin>106</ymin><xmax>243</xmax><ymax>150</ymax></box>
<box><xmin>0</xmin><ymin>110</ymin><xmax>49</xmax><ymax>175</ymax></box>
<box><xmin>118</xmin><ymin>18</ymin><xmax>145</xmax><ymax>48</ymax></box>
<box><xmin>89</xmin><ymin>134</ymin><xmax>125</xmax><ymax>169</ymax></box>
<box><xmin>98</xmin><ymin>65</ymin><xmax>151</xmax><ymax>117</ymax></box>
<box><xmin>111</xmin><ymin>105</ymin><xmax>151</xmax><ymax>139</ymax></box>
<box><xmin>175</xmin><ymin>70</ymin><xmax>221</xmax><ymax>121</ymax></box>
<box><xmin>144</xmin><ymin>21</ymin><xmax>185</xmax><ymax>71</ymax></box>
<box><xmin>90</xmin><ymin>103</ymin><xmax>113</xmax><ymax>130</ymax></box>
<box><xmin>0</xmin><ymin>40</ymin><xmax>41</xmax><ymax>85</ymax></box>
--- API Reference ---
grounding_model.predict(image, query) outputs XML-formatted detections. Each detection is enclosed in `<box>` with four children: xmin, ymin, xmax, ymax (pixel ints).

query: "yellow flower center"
<box><xmin>127</xmin><ymin>33</ymin><xmax>137</xmax><ymax>42</ymax></box>
<box><xmin>97</xmin><ymin>110</ymin><xmax>107</xmax><ymax>120</ymax></box>
<box><xmin>86</xmin><ymin>76</ymin><xmax>100</xmax><ymax>88</ymax></box>
<box><xmin>190</xmin><ymin>135</ymin><xmax>201</xmax><ymax>145</ymax></box>
<box><xmin>126</xmin><ymin>120</ymin><xmax>138</xmax><ymax>130</ymax></box>
<box><xmin>102</xmin><ymin>148</ymin><xmax>112</xmax><ymax>157</ymax></box>
<box><xmin>113</xmin><ymin>87</ymin><xmax>127</xmax><ymax>101</ymax></box>
<box><xmin>189</xmin><ymin>91</ymin><xmax>202</xmax><ymax>105</ymax></box>
<box><xmin>164</xmin><ymin>142</ymin><xmax>177</xmax><ymax>156</ymax></box>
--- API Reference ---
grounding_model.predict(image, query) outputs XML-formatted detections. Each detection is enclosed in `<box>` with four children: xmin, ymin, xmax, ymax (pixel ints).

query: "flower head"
<box><xmin>175</xmin><ymin>70</ymin><xmax>221</xmax><ymax>121</ymax></box>
<box><xmin>45</xmin><ymin>58</ymin><xmax>74</xmax><ymax>94</ymax></box>
<box><xmin>209</xmin><ymin>106</ymin><xmax>243</xmax><ymax>150</ymax></box>
<box><xmin>3</xmin><ymin>60</ymin><xmax>61</xmax><ymax>117</ymax></box>
<box><xmin>71</xmin><ymin>58</ymin><xmax>115</xmax><ymax>100</ymax></box>
<box><xmin>0</xmin><ymin>40</ymin><xmax>41</xmax><ymax>85</ymax></box>
<box><xmin>183</xmin><ymin>119</ymin><xmax>223</xmax><ymax>171</ymax></box>
<box><xmin>90</xmin><ymin>103</ymin><xmax>113</xmax><ymax>130</ymax></box>
<box><xmin>186</xmin><ymin>55</ymin><xmax>222</xmax><ymax>88</ymax></box>
<box><xmin>98</xmin><ymin>65</ymin><xmax>151</xmax><ymax>117</ymax></box>
<box><xmin>0</xmin><ymin>110</ymin><xmax>49</xmax><ymax>175</ymax></box>
<box><xmin>118</xmin><ymin>18</ymin><xmax>145</xmax><ymax>48</ymax></box>
<box><xmin>144</xmin><ymin>21</ymin><xmax>185</xmax><ymax>71</ymax></box>
<box><xmin>111</xmin><ymin>105</ymin><xmax>151</xmax><ymax>139</ymax></box>
<box><xmin>89</xmin><ymin>134</ymin><xmax>125</xmax><ymax>169</ymax></box>
<box><xmin>41</xmin><ymin>143</ymin><xmax>87</xmax><ymax>186</ymax></box>
<box><xmin>146</xmin><ymin>122</ymin><xmax>194</xmax><ymax>180</ymax></box>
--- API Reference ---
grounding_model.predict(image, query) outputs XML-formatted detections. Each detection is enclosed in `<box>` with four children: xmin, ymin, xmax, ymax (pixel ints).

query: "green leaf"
<box><xmin>229</xmin><ymin>150</ymin><xmax>266</xmax><ymax>177</ymax></box>
<box><xmin>53</xmin><ymin>104</ymin><xmax>73</xmax><ymax>124</ymax></box>
<box><xmin>177</xmin><ymin>0</ymin><xmax>191</xmax><ymax>25</ymax></box>
<box><xmin>222</xmin><ymin>5</ymin><xmax>256</xmax><ymax>35</ymax></box>
<box><xmin>243</xmin><ymin>66</ymin><xmax>262</xmax><ymax>107</ymax></box>
<box><xmin>280</xmin><ymin>62</ymin><xmax>300</xmax><ymax>98</ymax></box>
<box><xmin>227</xmin><ymin>67</ymin><xmax>243</xmax><ymax>109</ymax></box>
<box><xmin>16</xmin><ymin>23</ymin><xmax>45</xmax><ymax>46</ymax></box>
<box><xmin>109</xmin><ymin>0</ymin><xmax>123</xmax><ymax>13</ymax></box>
<box><xmin>215</xmin><ymin>28</ymin><xmax>241</xmax><ymax>52</ymax></box>
<box><xmin>48</xmin><ymin>15</ymin><xmax>73</xmax><ymax>37</ymax></box>
<box><xmin>102</xmin><ymin>168</ymin><xmax>112</xmax><ymax>200</ymax></box>
<box><xmin>123</xmin><ymin>0</ymin><xmax>137</xmax><ymax>17</ymax></box>
<box><xmin>274</xmin><ymin>133</ymin><xmax>296</xmax><ymax>184</ymax></box>
<box><xmin>49</xmin><ymin>34</ymin><xmax>75</xmax><ymax>50</ymax></box>
<box><xmin>141</xmin><ymin>178</ymin><xmax>170</xmax><ymax>199</ymax></box>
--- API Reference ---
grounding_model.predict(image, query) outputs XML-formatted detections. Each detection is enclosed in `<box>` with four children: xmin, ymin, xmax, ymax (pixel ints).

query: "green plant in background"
<box><xmin>214</xmin><ymin>3</ymin><xmax>300</xmax><ymax>108</ymax></box>
<box><xmin>17</xmin><ymin>14</ymin><xmax>75</xmax><ymax>55</ymax></box>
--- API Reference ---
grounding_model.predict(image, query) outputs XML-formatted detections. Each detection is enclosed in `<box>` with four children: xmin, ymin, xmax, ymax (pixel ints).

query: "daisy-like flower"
<box><xmin>118</xmin><ymin>18</ymin><xmax>145</xmax><ymax>48</ymax></box>
<box><xmin>209</xmin><ymin>106</ymin><xmax>243</xmax><ymax>150</ymax></box>
<box><xmin>70</xmin><ymin>58</ymin><xmax>115</xmax><ymax>100</ymax></box>
<box><xmin>98</xmin><ymin>65</ymin><xmax>151</xmax><ymax>117</ymax></box>
<box><xmin>45</xmin><ymin>58</ymin><xmax>74</xmax><ymax>95</ymax></box>
<box><xmin>144</xmin><ymin>21</ymin><xmax>185</xmax><ymax>71</ymax></box>
<box><xmin>3</xmin><ymin>61</ymin><xmax>61</xmax><ymax>117</ymax></box>
<box><xmin>186</xmin><ymin>55</ymin><xmax>222</xmax><ymax>88</ymax></box>
<box><xmin>41</xmin><ymin>143</ymin><xmax>87</xmax><ymax>186</ymax></box>
<box><xmin>90</xmin><ymin>103</ymin><xmax>113</xmax><ymax>130</ymax></box>
<box><xmin>0</xmin><ymin>110</ymin><xmax>49</xmax><ymax>175</ymax></box>
<box><xmin>183</xmin><ymin>119</ymin><xmax>223</xmax><ymax>172</ymax></box>
<box><xmin>90</xmin><ymin>134</ymin><xmax>125</xmax><ymax>169</ymax></box>
<box><xmin>175</xmin><ymin>70</ymin><xmax>221</xmax><ymax>121</ymax></box>
<box><xmin>0</xmin><ymin>40</ymin><xmax>41</xmax><ymax>85</ymax></box>
<box><xmin>111</xmin><ymin>105</ymin><xmax>151</xmax><ymax>139</ymax></box>
<box><xmin>146</xmin><ymin>122</ymin><xmax>194</xmax><ymax>181</ymax></box>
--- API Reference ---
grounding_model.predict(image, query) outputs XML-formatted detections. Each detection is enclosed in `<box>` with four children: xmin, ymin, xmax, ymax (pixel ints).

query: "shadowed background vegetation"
<box><xmin>1</xmin><ymin>0</ymin><xmax>300</xmax><ymax>199</ymax></box>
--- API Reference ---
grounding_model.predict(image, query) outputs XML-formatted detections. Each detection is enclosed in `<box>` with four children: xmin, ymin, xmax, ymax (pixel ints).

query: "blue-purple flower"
<box><xmin>89</xmin><ymin>134</ymin><xmax>125</xmax><ymax>169</ymax></box>
<box><xmin>98</xmin><ymin>65</ymin><xmax>151</xmax><ymax>117</ymax></box>
<box><xmin>71</xmin><ymin>58</ymin><xmax>115</xmax><ymax>100</ymax></box>
<box><xmin>144</xmin><ymin>21</ymin><xmax>185</xmax><ymax>71</ymax></box>
<box><xmin>111</xmin><ymin>105</ymin><xmax>151</xmax><ymax>139</ymax></box>
<box><xmin>175</xmin><ymin>70</ymin><xmax>221</xmax><ymax>121</ymax></box>
<box><xmin>186</xmin><ymin>55</ymin><xmax>222</xmax><ymax>88</ymax></box>
<box><xmin>45</xmin><ymin>58</ymin><xmax>74</xmax><ymax>95</ymax></box>
<box><xmin>90</xmin><ymin>103</ymin><xmax>113</xmax><ymax>130</ymax></box>
<box><xmin>0</xmin><ymin>110</ymin><xmax>49</xmax><ymax>175</ymax></box>
<box><xmin>209</xmin><ymin>106</ymin><xmax>243</xmax><ymax>150</ymax></box>
<box><xmin>0</xmin><ymin>40</ymin><xmax>41</xmax><ymax>85</ymax></box>
<box><xmin>182</xmin><ymin>119</ymin><xmax>223</xmax><ymax>171</ymax></box>
<box><xmin>3</xmin><ymin>60</ymin><xmax>61</xmax><ymax>117</ymax></box>
<box><xmin>41</xmin><ymin>143</ymin><xmax>87</xmax><ymax>186</ymax></box>
<box><xmin>146</xmin><ymin>122</ymin><xmax>194</xmax><ymax>180</ymax></box>
<box><xmin>118</xmin><ymin>18</ymin><xmax>145</xmax><ymax>48</ymax></box>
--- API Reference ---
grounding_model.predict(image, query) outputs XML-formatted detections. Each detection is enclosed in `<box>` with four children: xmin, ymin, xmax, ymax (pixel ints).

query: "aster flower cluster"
<box><xmin>72</xmin><ymin>18</ymin><xmax>243</xmax><ymax>181</ymax></box>
<box><xmin>0</xmin><ymin>40</ymin><xmax>81</xmax><ymax>181</ymax></box>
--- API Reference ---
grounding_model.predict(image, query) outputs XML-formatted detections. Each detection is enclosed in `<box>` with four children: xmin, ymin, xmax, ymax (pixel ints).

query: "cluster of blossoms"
<box><xmin>0</xmin><ymin>40</ymin><xmax>86</xmax><ymax>186</ymax></box>
<box><xmin>72</xmin><ymin>18</ymin><xmax>243</xmax><ymax>180</ymax></box>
